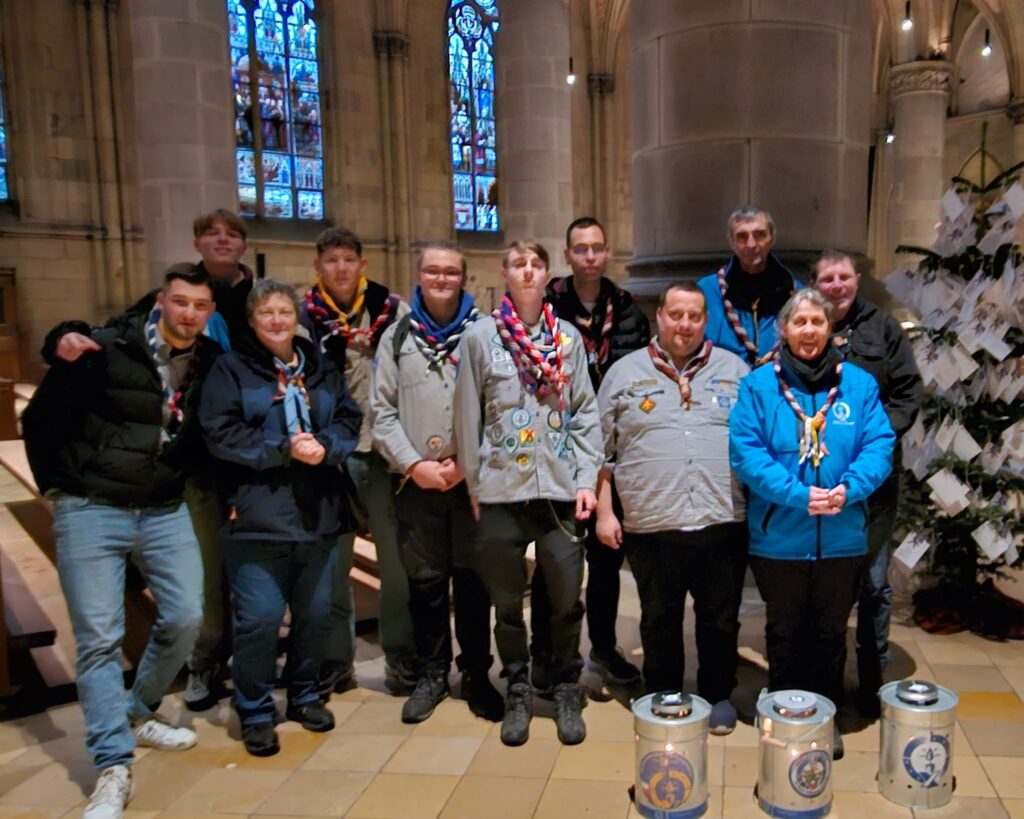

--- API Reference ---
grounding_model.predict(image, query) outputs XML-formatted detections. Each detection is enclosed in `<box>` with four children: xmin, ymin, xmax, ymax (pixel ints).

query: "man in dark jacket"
<box><xmin>532</xmin><ymin>217</ymin><xmax>651</xmax><ymax>690</ymax></box>
<box><xmin>22</xmin><ymin>267</ymin><xmax>221</xmax><ymax>819</ymax></box>
<box><xmin>814</xmin><ymin>250</ymin><xmax>923</xmax><ymax>713</ymax></box>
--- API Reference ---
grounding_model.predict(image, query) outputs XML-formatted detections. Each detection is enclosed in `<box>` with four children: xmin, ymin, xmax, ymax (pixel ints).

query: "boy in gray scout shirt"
<box><xmin>452</xmin><ymin>241</ymin><xmax>603</xmax><ymax>748</ymax></box>
<box><xmin>370</xmin><ymin>241</ymin><xmax>502</xmax><ymax>725</ymax></box>
<box><xmin>595</xmin><ymin>282</ymin><xmax>750</xmax><ymax>736</ymax></box>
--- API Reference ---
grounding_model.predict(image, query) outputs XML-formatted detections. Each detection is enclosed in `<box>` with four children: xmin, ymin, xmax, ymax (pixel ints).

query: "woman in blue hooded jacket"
<box><xmin>729</xmin><ymin>288</ymin><xmax>894</xmax><ymax>759</ymax></box>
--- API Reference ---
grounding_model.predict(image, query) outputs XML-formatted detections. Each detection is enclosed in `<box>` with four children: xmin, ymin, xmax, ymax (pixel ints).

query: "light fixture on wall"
<box><xmin>902</xmin><ymin>1</ymin><xmax>914</xmax><ymax>32</ymax></box>
<box><xmin>886</xmin><ymin>131</ymin><xmax>896</xmax><ymax>144</ymax></box>
<box><xmin>982</xmin><ymin>29</ymin><xmax>993</xmax><ymax>57</ymax></box>
<box><xmin>566</xmin><ymin>56</ymin><xmax>576</xmax><ymax>85</ymax></box>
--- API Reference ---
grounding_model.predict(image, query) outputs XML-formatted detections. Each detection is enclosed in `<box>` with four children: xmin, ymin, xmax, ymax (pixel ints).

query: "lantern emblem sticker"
<box><xmin>639</xmin><ymin>750</ymin><xmax>694</xmax><ymax>812</ymax></box>
<box><xmin>789</xmin><ymin>749</ymin><xmax>831</xmax><ymax>798</ymax></box>
<box><xmin>902</xmin><ymin>733</ymin><xmax>951</xmax><ymax>787</ymax></box>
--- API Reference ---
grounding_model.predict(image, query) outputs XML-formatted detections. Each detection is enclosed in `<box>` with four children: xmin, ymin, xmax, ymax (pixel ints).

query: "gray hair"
<box><xmin>778</xmin><ymin>288</ymin><xmax>834</xmax><ymax>329</ymax></box>
<box><xmin>727</xmin><ymin>205</ymin><xmax>775</xmax><ymax>239</ymax></box>
<box><xmin>246</xmin><ymin>278</ymin><xmax>301</xmax><ymax>319</ymax></box>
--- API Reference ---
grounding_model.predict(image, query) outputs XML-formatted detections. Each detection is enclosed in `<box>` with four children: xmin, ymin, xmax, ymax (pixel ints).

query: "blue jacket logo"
<box><xmin>831</xmin><ymin>401</ymin><xmax>853</xmax><ymax>425</ymax></box>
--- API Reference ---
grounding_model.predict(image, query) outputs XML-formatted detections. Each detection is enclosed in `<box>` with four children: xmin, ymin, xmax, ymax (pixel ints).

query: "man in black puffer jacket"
<box><xmin>22</xmin><ymin>267</ymin><xmax>222</xmax><ymax>819</ymax></box>
<box><xmin>532</xmin><ymin>216</ymin><xmax>651</xmax><ymax>692</ymax></box>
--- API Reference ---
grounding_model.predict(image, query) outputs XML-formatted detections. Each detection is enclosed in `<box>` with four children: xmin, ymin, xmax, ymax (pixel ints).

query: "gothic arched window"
<box><xmin>447</xmin><ymin>0</ymin><xmax>499</xmax><ymax>232</ymax></box>
<box><xmin>0</xmin><ymin>16</ymin><xmax>9</xmax><ymax>202</ymax></box>
<box><xmin>228</xmin><ymin>0</ymin><xmax>324</xmax><ymax>220</ymax></box>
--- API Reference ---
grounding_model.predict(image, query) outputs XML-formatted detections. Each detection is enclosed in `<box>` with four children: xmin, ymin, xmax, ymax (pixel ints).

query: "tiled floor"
<box><xmin>2</xmin><ymin>577</ymin><xmax>1023</xmax><ymax>818</ymax></box>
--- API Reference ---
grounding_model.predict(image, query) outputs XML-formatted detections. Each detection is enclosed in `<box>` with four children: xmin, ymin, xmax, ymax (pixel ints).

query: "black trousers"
<box><xmin>531</xmin><ymin>489</ymin><xmax>624</xmax><ymax>661</ymax></box>
<box><xmin>394</xmin><ymin>481</ymin><xmax>492</xmax><ymax>676</ymax></box>
<box><xmin>625</xmin><ymin>523</ymin><xmax>748</xmax><ymax>702</ymax></box>
<box><xmin>473</xmin><ymin>500</ymin><xmax>584</xmax><ymax>684</ymax></box>
<box><xmin>749</xmin><ymin>554</ymin><xmax>865</xmax><ymax>704</ymax></box>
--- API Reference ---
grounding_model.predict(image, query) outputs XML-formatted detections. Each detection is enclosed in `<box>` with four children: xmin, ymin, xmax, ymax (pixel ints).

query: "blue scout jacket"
<box><xmin>697</xmin><ymin>254</ymin><xmax>801</xmax><ymax>363</ymax></box>
<box><xmin>729</xmin><ymin>360</ymin><xmax>895</xmax><ymax>560</ymax></box>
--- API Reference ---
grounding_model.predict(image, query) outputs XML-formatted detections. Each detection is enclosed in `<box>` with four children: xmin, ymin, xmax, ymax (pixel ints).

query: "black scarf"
<box><xmin>780</xmin><ymin>343</ymin><xmax>841</xmax><ymax>392</ymax></box>
<box><xmin>724</xmin><ymin>254</ymin><xmax>794</xmax><ymax>315</ymax></box>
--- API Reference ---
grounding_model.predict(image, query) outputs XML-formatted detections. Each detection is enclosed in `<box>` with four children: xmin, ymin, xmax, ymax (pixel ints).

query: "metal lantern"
<box><xmin>878</xmin><ymin>679</ymin><xmax>958</xmax><ymax>808</ymax></box>
<box><xmin>755</xmin><ymin>690</ymin><xmax>836</xmax><ymax>818</ymax></box>
<box><xmin>632</xmin><ymin>691</ymin><xmax>711</xmax><ymax>819</ymax></box>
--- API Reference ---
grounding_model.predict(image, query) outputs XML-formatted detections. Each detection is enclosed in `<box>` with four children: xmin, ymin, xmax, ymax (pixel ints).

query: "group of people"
<box><xmin>21</xmin><ymin>204</ymin><xmax>921</xmax><ymax>819</ymax></box>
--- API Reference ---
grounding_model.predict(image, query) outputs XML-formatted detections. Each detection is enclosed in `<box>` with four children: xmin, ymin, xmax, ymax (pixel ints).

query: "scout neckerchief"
<box><xmin>551</xmin><ymin>277</ymin><xmax>614</xmax><ymax>369</ymax></box>
<box><xmin>773</xmin><ymin>352</ymin><xmax>843</xmax><ymax>466</ymax></box>
<box><xmin>408</xmin><ymin>286</ymin><xmax>479</xmax><ymax>370</ymax></box>
<box><xmin>717</xmin><ymin>266</ymin><xmax>781</xmax><ymax>366</ymax></box>
<box><xmin>145</xmin><ymin>308</ymin><xmax>201</xmax><ymax>444</ymax></box>
<box><xmin>647</xmin><ymin>339</ymin><xmax>713</xmax><ymax>410</ymax></box>
<box><xmin>304</xmin><ymin>276</ymin><xmax>398</xmax><ymax>350</ymax></box>
<box><xmin>493</xmin><ymin>295</ymin><xmax>567</xmax><ymax>411</ymax></box>
<box><xmin>273</xmin><ymin>347</ymin><xmax>312</xmax><ymax>435</ymax></box>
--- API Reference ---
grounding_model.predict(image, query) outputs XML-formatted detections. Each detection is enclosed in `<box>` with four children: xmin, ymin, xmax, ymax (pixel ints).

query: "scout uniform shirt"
<box><xmin>452</xmin><ymin>316</ymin><xmax>603</xmax><ymax>505</ymax></box>
<box><xmin>597</xmin><ymin>341</ymin><xmax>750</xmax><ymax>532</ymax></box>
<box><xmin>370</xmin><ymin>321</ymin><xmax>459</xmax><ymax>473</ymax></box>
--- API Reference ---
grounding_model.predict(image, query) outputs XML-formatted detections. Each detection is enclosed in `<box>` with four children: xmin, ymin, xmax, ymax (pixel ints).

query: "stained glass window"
<box><xmin>228</xmin><ymin>0</ymin><xmax>324</xmax><ymax>220</ymax></box>
<box><xmin>448</xmin><ymin>0</ymin><xmax>499</xmax><ymax>232</ymax></box>
<box><xmin>0</xmin><ymin>13</ymin><xmax>8</xmax><ymax>203</ymax></box>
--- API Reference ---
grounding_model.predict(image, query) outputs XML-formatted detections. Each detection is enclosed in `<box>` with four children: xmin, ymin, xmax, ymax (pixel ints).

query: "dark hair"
<box><xmin>565</xmin><ymin>216</ymin><xmax>606</xmax><ymax>247</ymax></box>
<box><xmin>417</xmin><ymin>240</ymin><xmax>467</xmax><ymax>275</ymax></box>
<box><xmin>193</xmin><ymin>209</ymin><xmax>247</xmax><ymax>241</ymax></box>
<box><xmin>245</xmin><ymin>278</ymin><xmax>301</xmax><ymax>319</ymax></box>
<box><xmin>502</xmin><ymin>240</ymin><xmax>550</xmax><ymax>270</ymax></box>
<box><xmin>163</xmin><ymin>262</ymin><xmax>214</xmax><ymax>296</ymax></box>
<box><xmin>657</xmin><ymin>280</ymin><xmax>706</xmax><ymax>310</ymax></box>
<box><xmin>812</xmin><ymin>249</ymin><xmax>857</xmax><ymax>281</ymax></box>
<box><xmin>727</xmin><ymin>205</ymin><xmax>775</xmax><ymax>239</ymax></box>
<box><xmin>316</xmin><ymin>227</ymin><xmax>363</xmax><ymax>257</ymax></box>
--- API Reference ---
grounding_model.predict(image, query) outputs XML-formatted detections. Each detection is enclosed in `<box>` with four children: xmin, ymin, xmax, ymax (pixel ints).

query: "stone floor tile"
<box><xmin>831</xmin><ymin>790</ymin><xmax>915</xmax><ymax>817</ymax></box>
<box><xmin>952</xmin><ymin>754</ymin><xmax>998</xmax><ymax>798</ymax></box>
<box><xmin>842</xmin><ymin>722</ymin><xmax>881</xmax><ymax>753</ymax></box>
<box><xmin>580</xmin><ymin>700</ymin><xmax>635</xmax><ymax>742</ymax></box>
<box><xmin>960</xmin><ymin>719</ymin><xmax>1024</xmax><ymax>757</ymax></box>
<box><xmin>981</xmin><ymin>757</ymin><xmax>1024</xmax><ymax>799</ymax></box>
<box><xmin>910</xmin><ymin>796</ymin><xmax>1010</xmax><ymax>818</ymax></box>
<box><xmin>1001</xmin><ymin>668</ymin><xmax>1024</xmax><ymax>699</ymax></box>
<box><xmin>723</xmin><ymin>746</ymin><xmax>759</xmax><ymax>788</ymax></box>
<box><xmin>980</xmin><ymin>641</ymin><xmax>1024</xmax><ymax>667</ymax></box>
<box><xmin>957</xmin><ymin>692</ymin><xmax>1024</xmax><ymax>722</ymax></box>
<box><xmin>408</xmin><ymin>699</ymin><xmax>493</xmax><ymax>738</ymax></box>
<box><xmin>629</xmin><ymin>786</ymin><xmax>721</xmax><ymax>819</ymax></box>
<box><xmin>723</xmin><ymin>719</ymin><xmax>759</xmax><ymax>748</ymax></box>
<box><xmin>550</xmin><ymin>740</ymin><xmax>634</xmax><ymax>782</ymax></box>
<box><xmin>720</xmin><ymin>785</ymin><xmax>771</xmax><ymax>819</ymax></box>
<box><xmin>532</xmin><ymin>778</ymin><xmax>632</xmax><ymax>819</ymax></box>
<box><xmin>300</xmin><ymin>733</ymin><xmax>405</xmax><ymax>772</ymax></box>
<box><xmin>465</xmin><ymin>736</ymin><xmax>562</xmax><ymax>779</ymax></box>
<box><xmin>344</xmin><ymin>773</ymin><xmax>459</xmax><ymax>819</ymax></box>
<box><xmin>930</xmin><ymin>664</ymin><xmax>1014</xmax><ymax>693</ymax></box>
<box><xmin>0</xmin><ymin>760</ymin><xmax>91</xmax><ymax>808</ymax></box>
<box><xmin>0</xmin><ymin>808</ymin><xmax>77</xmax><ymax>819</ymax></box>
<box><xmin>380</xmin><ymin>735</ymin><xmax>484</xmax><ymax>776</ymax></box>
<box><xmin>919</xmin><ymin>642</ymin><xmax>994</xmax><ymax>667</ymax></box>
<box><xmin>1002</xmin><ymin>798</ymin><xmax>1024</xmax><ymax>818</ymax></box>
<box><xmin>438</xmin><ymin>775</ymin><xmax>546</xmax><ymax>819</ymax></box>
<box><xmin>254</xmin><ymin>770</ymin><xmax>373</xmax><ymax>815</ymax></box>
<box><xmin>332</xmin><ymin>701</ymin><xmax>415</xmax><ymax>737</ymax></box>
<box><xmin>164</xmin><ymin>768</ymin><xmax>290</xmax><ymax>814</ymax></box>
<box><xmin>832</xmin><ymin>750</ymin><xmax>880</xmax><ymax>793</ymax></box>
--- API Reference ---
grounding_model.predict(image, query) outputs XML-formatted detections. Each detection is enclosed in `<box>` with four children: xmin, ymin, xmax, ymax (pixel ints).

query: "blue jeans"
<box><xmin>222</xmin><ymin>535</ymin><xmax>339</xmax><ymax>726</ymax></box>
<box><xmin>53</xmin><ymin>495</ymin><xmax>203</xmax><ymax>770</ymax></box>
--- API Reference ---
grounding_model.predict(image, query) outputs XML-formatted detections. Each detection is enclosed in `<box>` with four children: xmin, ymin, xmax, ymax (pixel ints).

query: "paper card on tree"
<box><xmin>971</xmin><ymin>521</ymin><xmax>1012</xmax><ymax>561</ymax></box>
<box><xmin>978</xmin><ymin>215</ymin><xmax>1016</xmax><ymax>255</ymax></box>
<box><xmin>934</xmin><ymin>416</ymin><xmax>958</xmax><ymax>452</ymax></box>
<box><xmin>884</xmin><ymin>268</ymin><xmax>919</xmax><ymax>307</ymax></box>
<box><xmin>927</xmin><ymin>468</ymin><xmax>971</xmax><ymax>506</ymax></box>
<box><xmin>931</xmin><ymin>353</ymin><xmax>961</xmax><ymax>391</ymax></box>
<box><xmin>941</xmin><ymin>189</ymin><xmax>970</xmax><ymax>221</ymax></box>
<box><xmin>929</xmin><ymin>488</ymin><xmax>970</xmax><ymax>516</ymax></box>
<box><xmin>1000</xmin><ymin>181</ymin><xmax>1024</xmax><ymax>219</ymax></box>
<box><xmin>906</xmin><ymin>414</ymin><xmax>926</xmax><ymax>447</ymax></box>
<box><xmin>1006</xmin><ymin>538</ymin><xmax>1020</xmax><ymax>566</ymax></box>
<box><xmin>909</xmin><ymin>435</ymin><xmax>943</xmax><ymax>481</ymax></box>
<box><xmin>948</xmin><ymin>343</ymin><xmax>981</xmax><ymax>380</ymax></box>
<box><xmin>980</xmin><ymin>441</ymin><xmax>1008</xmax><ymax>474</ymax></box>
<box><xmin>952</xmin><ymin>425</ymin><xmax>983</xmax><ymax>461</ymax></box>
<box><xmin>921</xmin><ymin>307</ymin><xmax>957</xmax><ymax>332</ymax></box>
<box><xmin>893</xmin><ymin>532</ymin><xmax>933</xmax><ymax>570</ymax></box>
<box><xmin>919</xmin><ymin>273</ymin><xmax>963</xmax><ymax>316</ymax></box>
<box><xmin>965</xmin><ymin>370</ymin><xmax>988</xmax><ymax>403</ymax></box>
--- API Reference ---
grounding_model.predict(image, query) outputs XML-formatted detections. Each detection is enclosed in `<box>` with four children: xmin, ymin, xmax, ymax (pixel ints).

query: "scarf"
<box><xmin>273</xmin><ymin>347</ymin><xmax>312</xmax><ymax>435</ymax></box>
<box><xmin>303</xmin><ymin>276</ymin><xmax>398</xmax><ymax>350</ymax></box>
<box><xmin>408</xmin><ymin>287</ymin><xmax>479</xmax><ymax>370</ymax></box>
<box><xmin>551</xmin><ymin>277</ymin><xmax>614</xmax><ymax>368</ymax></box>
<box><xmin>717</xmin><ymin>266</ymin><xmax>783</xmax><ymax>366</ymax></box>
<box><xmin>144</xmin><ymin>308</ymin><xmax>200</xmax><ymax>444</ymax></box>
<box><xmin>775</xmin><ymin>345</ymin><xmax>843</xmax><ymax>466</ymax></box>
<box><xmin>648</xmin><ymin>339</ymin><xmax>713</xmax><ymax>410</ymax></box>
<box><xmin>492</xmin><ymin>295</ymin><xmax>567</xmax><ymax>411</ymax></box>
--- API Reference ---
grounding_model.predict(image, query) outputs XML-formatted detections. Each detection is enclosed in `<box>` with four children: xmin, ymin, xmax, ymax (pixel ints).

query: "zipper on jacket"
<box><xmin>752</xmin><ymin>299</ymin><xmax>760</xmax><ymax>351</ymax></box>
<box><xmin>761</xmin><ymin>503</ymin><xmax>777</xmax><ymax>534</ymax></box>
<box><xmin>811</xmin><ymin>390</ymin><xmax>822</xmax><ymax>560</ymax></box>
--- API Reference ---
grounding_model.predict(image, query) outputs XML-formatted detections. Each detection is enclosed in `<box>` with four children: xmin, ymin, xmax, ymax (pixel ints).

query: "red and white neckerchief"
<box><xmin>773</xmin><ymin>353</ymin><xmax>843</xmax><ymax>467</ymax></box>
<box><xmin>555</xmin><ymin>278</ymin><xmax>614</xmax><ymax>367</ymax></box>
<box><xmin>717</xmin><ymin>267</ymin><xmax>779</xmax><ymax>366</ymax></box>
<box><xmin>647</xmin><ymin>340</ymin><xmax>713</xmax><ymax>410</ymax></box>
<box><xmin>493</xmin><ymin>296</ymin><xmax>568</xmax><ymax>411</ymax></box>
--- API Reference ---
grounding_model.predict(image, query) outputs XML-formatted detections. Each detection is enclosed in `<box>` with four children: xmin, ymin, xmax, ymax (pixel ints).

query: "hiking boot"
<box><xmin>318</xmin><ymin>663</ymin><xmax>357</xmax><ymax>700</ymax></box>
<box><xmin>709</xmin><ymin>699</ymin><xmax>738</xmax><ymax>736</ymax></box>
<box><xmin>385</xmin><ymin>660</ymin><xmax>419</xmax><ymax>696</ymax></box>
<box><xmin>402</xmin><ymin>673</ymin><xmax>450</xmax><ymax>724</ymax></box>
<box><xmin>553</xmin><ymin>682</ymin><xmax>587</xmax><ymax>745</ymax></box>
<box><xmin>131</xmin><ymin>715</ymin><xmax>197</xmax><ymax>751</ymax></box>
<box><xmin>83</xmin><ymin>765</ymin><xmax>133</xmax><ymax>819</ymax></box>
<box><xmin>285</xmin><ymin>701</ymin><xmax>336</xmax><ymax>732</ymax></box>
<box><xmin>182</xmin><ymin>668</ymin><xmax>226</xmax><ymax>712</ymax></box>
<box><xmin>461</xmin><ymin>669</ymin><xmax>504</xmax><ymax>722</ymax></box>
<box><xmin>500</xmin><ymin>681</ymin><xmax>533</xmax><ymax>746</ymax></box>
<box><xmin>242</xmin><ymin>722</ymin><xmax>280</xmax><ymax>757</ymax></box>
<box><xmin>589</xmin><ymin>648</ymin><xmax>642</xmax><ymax>686</ymax></box>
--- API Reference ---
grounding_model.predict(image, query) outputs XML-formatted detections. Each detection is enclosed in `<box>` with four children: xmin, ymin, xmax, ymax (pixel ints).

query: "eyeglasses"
<box><xmin>570</xmin><ymin>243</ymin><xmax>607</xmax><ymax>256</ymax></box>
<box><xmin>421</xmin><ymin>267</ymin><xmax>463</xmax><ymax>280</ymax></box>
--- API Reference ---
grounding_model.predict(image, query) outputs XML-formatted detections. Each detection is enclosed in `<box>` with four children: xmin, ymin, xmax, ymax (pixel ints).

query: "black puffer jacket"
<box><xmin>198</xmin><ymin>334</ymin><xmax>362</xmax><ymax>541</ymax></box>
<box><xmin>23</xmin><ymin>313</ymin><xmax>221</xmax><ymax>507</ymax></box>
<box><xmin>547</xmin><ymin>275</ymin><xmax>651</xmax><ymax>388</ymax></box>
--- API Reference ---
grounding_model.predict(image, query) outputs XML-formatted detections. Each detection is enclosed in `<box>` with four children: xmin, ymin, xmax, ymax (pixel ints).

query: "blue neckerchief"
<box><xmin>410</xmin><ymin>287</ymin><xmax>476</xmax><ymax>342</ymax></box>
<box><xmin>274</xmin><ymin>348</ymin><xmax>312</xmax><ymax>435</ymax></box>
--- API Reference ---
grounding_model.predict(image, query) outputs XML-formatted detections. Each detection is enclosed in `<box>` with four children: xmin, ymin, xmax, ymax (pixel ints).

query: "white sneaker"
<box><xmin>83</xmin><ymin>765</ymin><xmax>133</xmax><ymax>819</ymax></box>
<box><xmin>132</xmin><ymin>715</ymin><xmax>197</xmax><ymax>751</ymax></box>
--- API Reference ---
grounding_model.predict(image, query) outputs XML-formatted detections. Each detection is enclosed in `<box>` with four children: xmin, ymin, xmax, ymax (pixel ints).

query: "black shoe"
<box><xmin>402</xmin><ymin>674</ymin><xmax>450</xmax><ymax>724</ymax></box>
<box><xmin>553</xmin><ymin>683</ymin><xmax>587</xmax><ymax>745</ymax></box>
<box><xmin>832</xmin><ymin>724</ymin><xmax>845</xmax><ymax>761</ymax></box>
<box><xmin>500</xmin><ymin>681</ymin><xmax>533</xmax><ymax>746</ymax></box>
<box><xmin>318</xmin><ymin>663</ymin><xmax>357</xmax><ymax>701</ymax></box>
<box><xmin>385</xmin><ymin>661</ymin><xmax>419</xmax><ymax>696</ymax></box>
<box><xmin>242</xmin><ymin>722</ymin><xmax>280</xmax><ymax>757</ymax></box>
<box><xmin>461</xmin><ymin>669</ymin><xmax>504</xmax><ymax>722</ymax></box>
<box><xmin>589</xmin><ymin>649</ymin><xmax>642</xmax><ymax>687</ymax></box>
<box><xmin>285</xmin><ymin>701</ymin><xmax>336</xmax><ymax>732</ymax></box>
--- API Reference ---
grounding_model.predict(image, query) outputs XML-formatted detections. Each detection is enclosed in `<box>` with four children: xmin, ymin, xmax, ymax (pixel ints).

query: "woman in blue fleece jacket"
<box><xmin>729</xmin><ymin>288</ymin><xmax>894</xmax><ymax>758</ymax></box>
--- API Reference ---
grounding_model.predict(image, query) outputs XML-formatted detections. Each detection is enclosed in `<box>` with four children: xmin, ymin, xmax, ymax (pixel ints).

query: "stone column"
<box><xmin>889</xmin><ymin>61</ymin><xmax>954</xmax><ymax>257</ymax></box>
<box><xmin>496</xmin><ymin>0</ymin><xmax>572</xmax><ymax>271</ymax></box>
<box><xmin>627</xmin><ymin>2</ymin><xmax>872</xmax><ymax>293</ymax></box>
<box><xmin>1009</xmin><ymin>97</ymin><xmax>1024</xmax><ymax>167</ymax></box>
<box><xmin>130</xmin><ymin>0</ymin><xmax>237</xmax><ymax>287</ymax></box>
<box><xmin>588</xmin><ymin>72</ymin><xmax>615</xmax><ymax>225</ymax></box>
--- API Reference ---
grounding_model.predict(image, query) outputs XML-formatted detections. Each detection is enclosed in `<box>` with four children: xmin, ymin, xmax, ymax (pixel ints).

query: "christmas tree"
<box><xmin>886</xmin><ymin>166</ymin><xmax>1024</xmax><ymax>640</ymax></box>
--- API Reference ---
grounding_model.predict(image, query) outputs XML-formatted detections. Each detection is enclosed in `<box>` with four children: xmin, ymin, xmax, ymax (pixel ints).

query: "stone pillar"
<box><xmin>588</xmin><ymin>72</ymin><xmax>615</xmax><ymax>225</ymax></box>
<box><xmin>1009</xmin><ymin>97</ymin><xmax>1024</xmax><ymax>166</ymax></box>
<box><xmin>496</xmin><ymin>0</ymin><xmax>572</xmax><ymax>271</ymax></box>
<box><xmin>627</xmin><ymin>2</ymin><xmax>872</xmax><ymax>293</ymax></box>
<box><xmin>130</xmin><ymin>0</ymin><xmax>237</xmax><ymax>287</ymax></box>
<box><xmin>889</xmin><ymin>61</ymin><xmax>954</xmax><ymax>256</ymax></box>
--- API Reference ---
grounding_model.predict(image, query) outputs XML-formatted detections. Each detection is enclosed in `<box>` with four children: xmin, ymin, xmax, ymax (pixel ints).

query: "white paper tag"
<box><xmin>952</xmin><ymin>426</ymin><xmax>982</xmax><ymax>462</ymax></box>
<box><xmin>894</xmin><ymin>532</ymin><xmax>933</xmax><ymax>570</ymax></box>
<box><xmin>971</xmin><ymin>521</ymin><xmax>1012</xmax><ymax>561</ymax></box>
